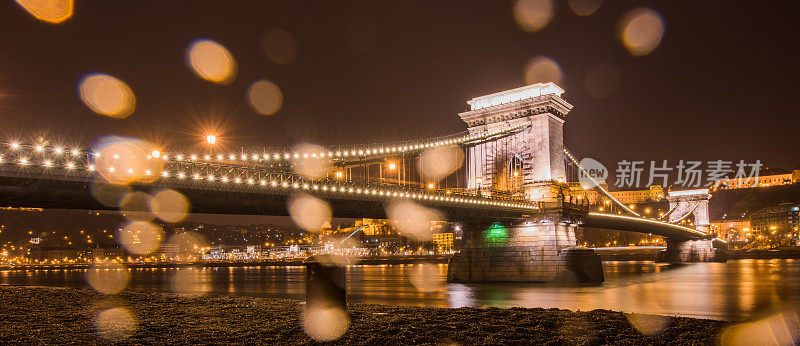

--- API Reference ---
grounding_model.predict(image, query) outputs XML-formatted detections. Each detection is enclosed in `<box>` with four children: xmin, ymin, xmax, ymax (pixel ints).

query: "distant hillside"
<box><xmin>709</xmin><ymin>184</ymin><xmax>800</xmax><ymax>220</ymax></box>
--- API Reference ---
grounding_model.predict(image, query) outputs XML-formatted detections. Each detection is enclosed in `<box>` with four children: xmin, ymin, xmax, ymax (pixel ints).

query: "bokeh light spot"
<box><xmin>247</xmin><ymin>80</ymin><xmax>283</xmax><ymax>115</ymax></box>
<box><xmin>262</xmin><ymin>29</ymin><xmax>298</xmax><ymax>65</ymax></box>
<box><xmin>618</xmin><ymin>8</ymin><xmax>665</xmax><ymax>56</ymax></box>
<box><xmin>186</xmin><ymin>39</ymin><xmax>237</xmax><ymax>84</ymax></box>
<box><xmin>170</xmin><ymin>267</ymin><xmax>210</xmax><ymax>296</ymax></box>
<box><xmin>625</xmin><ymin>313</ymin><xmax>670</xmax><ymax>336</ymax></box>
<box><xmin>288</xmin><ymin>194</ymin><xmax>332</xmax><ymax>233</ymax></box>
<box><xmin>118</xmin><ymin>221</ymin><xmax>163</xmax><ymax>255</ymax></box>
<box><xmin>584</xmin><ymin>63</ymin><xmax>620</xmax><ymax>98</ymax></box>
<box><xmin>93</xmin><ymin>136</ymin><xmax>162</xmax><ymax>185</ymax></box>
<box><xmin>524</xmin><ymin>56</ymin><xmax>562</xmax><ymax>85</ymax></box>
<box><xmin>15</xmin><ymin>0</ymin><xmax>73</xmax><ymax>24</ymax></box>
<box><xmin>120</xmin><ymin>191</ymin><xmax>155</xmax><ymax>222</ymax></box>
<box><xmin>163</xmin><ymin>232</ymin><xmax>207</xmax><ymax>259</ymax></box>
<box><xmin>94</xmin><ymin>307</ymin><xmax>136</xmax><ymax>342</ymax></box>
<box><xmin>568</xmin><ymin>0</ymin><xmax>602</xmax><ymax>16</ymax></box>
<box><xmin>90</xmin><ymin>181</ymin><xmax>132</xmax><ymax>207</ymax></box>
<box><xmin>149</xmin><ymin>189</ymin><xmax>190</xmax><ymax>223</ymax></box>
<box><xmin>513</xmin><ymin>0</ymin><xmax>554</xmax><ymax>32</ymax></box>
<box><xmin>418</xmin><ymin>145</ymin><xmax>464</xmax><ymax>182</ymax></box>
<box><xmin>86</xmin><ymin>262</ymin><xmax>129</xmax><ymax>295</ymax></box>
<box><xmin>78</xmin><ymin>74</ymin><xmax>136</xmax><ymax>118</ymax></box>
<box><xmin>303</xmin><ymin>306</ymin><xmax>349</xmax><ymax>342</ymax></box>
<box><xmin>292</xmin><ymin>143</ymin><xmax>331</xmax><ymax>179</ymax></box>
<box><xmin>721</xmin><ymin>312</ymin><xmax>800</xmax><ymax>345</ymax></box>
<box><xmin>408</xmin><ymin>262</ymin><xmax>444</xmax><ymax>293</ymax></box>
<box><xmin>386</xmin><ymin>200</ymin><xmax>443</xmax><ymax>241</ymax></box>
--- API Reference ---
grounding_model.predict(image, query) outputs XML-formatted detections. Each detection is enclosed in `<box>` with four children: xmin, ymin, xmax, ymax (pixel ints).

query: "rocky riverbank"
<box><xmin>0</xmin><ymin>286</ymin><xmax>727</xmax><ymax>344</ymax></box>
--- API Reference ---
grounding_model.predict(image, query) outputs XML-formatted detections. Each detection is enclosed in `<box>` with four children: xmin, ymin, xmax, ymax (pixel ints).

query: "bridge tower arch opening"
<box><xmin>460</xmin><ymin>82</ymin><xmax>573</xmax><ymax>202</ymax></box>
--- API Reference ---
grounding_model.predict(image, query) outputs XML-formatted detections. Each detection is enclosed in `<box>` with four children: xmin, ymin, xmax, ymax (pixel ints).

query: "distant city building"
<box><xmin>709</xmin><ymin>219</ymin><xmax>750</xmax><ymax>242</ymax></box>
<box><xmin>432</xmin><ymin>232</ymin><xmax>454</xmax><ymax>251</ymax></box>
<box><xmin>714</xmin><ymin>169</ymin><xmax>800</xmax><ymax>190</ymax></box>
<box><xmin>609</xmin><ymin>185</ymin><xmax>665</xmax><ymax>204</ymax></box>
<box><xmin>750</xmin><ymin>203</ymin><xmax>800</xmax><ymax>233</ymax></box>
<box><xmin>568</xmin><ymin>184</ymin><xmax>664</xmax><ymax>205</ymax></box>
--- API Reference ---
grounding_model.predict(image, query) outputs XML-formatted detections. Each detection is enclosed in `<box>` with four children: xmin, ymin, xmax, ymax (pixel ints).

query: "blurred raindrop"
<box><xmin>164</xmin><ymin>232</ymin><xmax>207</xmax><ymax>258</ymax></box>
<box><xmin>568</xmin><ymin>0</ymin><xmax>602</xmax><ymax>16</ymax></box>
<box><xmin>86</xmin><ymin>262</ymin><xmax>129</xmax><ymax>295</ymax></box>
<box><xmin>625</xmin><ymin>313</ymin><xmax>670</xmax><ymax>336</ymax></box>
<box><xmin>292</xmin><ymin>143</ymin><xmax>331</xmax><ymax>179</ymax></box>
<box><xmin>288</xmin><ymin>194</ymin><xmax>332</xmax><ymax>233</ymax></box>
<box><xmin>262</xmin><ymin>29</ymin><xmax>298</xmax><ymax>65</ymax></box>
<box><xmin>513</xmin><ymin>0</ymin><xmax>554</xmax><ymax>32</ymax></box>
<box><xmin>93</xmin><ymin>136</ymin><xmax>161</xmax><ymax>185</ymax></box>
<box><xmin>149</xmin><ymin>189</ymin><xmax>190</xmax><ymax>223</ymax></box>
<box><xmin>170</xmin><ymin>267</ymin><xmax>210</xmax><ymax>296</ymax></box>
<box><xmin>584</xmin><ymin>63</ymin><xmax>620</xmax><ymax>98</ymax></box>
<box><xmin>15</xmin><ymin>0</ymin><xmax>73</xmax><ymax>24</ymax></box>
<box><xmin>117</xmin><ymin>221</ymin><xmax>163</xmax><ymax>255</ymax></box>
<box><xmin>247</xmin><ymin>80</ymin><xmax>283</xmax><ymax>115</ymax></box>
<box><xmin>721</xmin><ymin>312</ymin><xmax>800</xmax><ymax>346</ymax></box>
<box><xmin>418</xmin><ymin>145</ymin><xmax>464</xmax><ymax>182</ymax></box>
<box><xmin>385</xmin><ymin>200</ymin><xmax>442</xmax><ymax>241</ymax></box>
<box><xmin>524</xmin><ymin>56</ymin><xmax>562</xmax><ymax>85</ymax></box>
<box><xmin>186</xmin><ymin>39</ymin><xmax>237</xmax><ymax>84</ymax></box>
<box><xmin>303</xmin><ymin>306</ymin><xmax>349</xmax><ymax>342</ymax></box>
<box><xmin>94</xmin><ymin>307</ymin><xmax>136</xmax><ymax>342</ymax></box>
<box><xmin>119</xmin><ymin>191</ymin><xmax>155</xmax><ymax>222</ymax></box>
<box><xmin>90</xmin><ymin>181</ymin><xmax>131</xmax><ymax>207</ymax></box>
<box><xmin>618</xmin><ymin>8</ymin><xmax>665</xmax><ymax>56</ymax></box>
<box><xmin>78</xmin><ymin>74</ymin><xmax>136</xmax><ymax>118</ymax></box>
<box><xmin>407</xmin><ymin>262</ymin><xmax>443</xmax><ymax>293</ymax></box>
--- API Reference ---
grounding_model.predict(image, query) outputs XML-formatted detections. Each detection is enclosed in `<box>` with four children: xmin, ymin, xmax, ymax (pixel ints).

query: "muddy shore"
<box><xmin>0</xmin><ymin>286</ymin><xmax>727</xmax><ymax>344</ymax></box>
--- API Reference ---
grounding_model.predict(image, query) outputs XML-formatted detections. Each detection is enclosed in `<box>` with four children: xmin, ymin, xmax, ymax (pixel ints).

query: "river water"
<box><xmin>2</xmin><ymin>259</ymin><xmax>799</xmax><ymax>321</ymax></box>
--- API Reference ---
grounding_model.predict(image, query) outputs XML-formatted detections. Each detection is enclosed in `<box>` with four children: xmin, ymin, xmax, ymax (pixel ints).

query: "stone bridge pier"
<box><xmin>447</xmin><ymin>203</ymin><xmax>604</xmax><ymax>283</ymax></box>
<box><xmin>658</xmin><ymin>189</ymin><xmax>727</xmax><ymax>262</ymax></box>
<box><xmin>657</xmin><ymin>238</ymin><xmax>728</xmax><ymax>263</ymax></box>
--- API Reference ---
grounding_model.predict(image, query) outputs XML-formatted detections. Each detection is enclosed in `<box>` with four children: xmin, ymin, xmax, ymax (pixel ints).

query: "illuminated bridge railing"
<box><xmin>0</xmin><ymin>151</ymin><xmax>539</xmax><ymax>212</ymax></box>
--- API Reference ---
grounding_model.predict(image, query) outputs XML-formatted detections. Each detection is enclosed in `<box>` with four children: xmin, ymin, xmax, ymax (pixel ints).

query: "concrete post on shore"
<box><xmin>304</xmin><ymin>254</ymin><xmax>349</xmax><ymax>311</ymax></box>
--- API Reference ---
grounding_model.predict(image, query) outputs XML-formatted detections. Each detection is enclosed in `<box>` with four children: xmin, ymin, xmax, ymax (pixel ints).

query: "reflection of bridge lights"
<box><xmin>335</xmin><ymin>171</ymin><xmax>343</xmax><ymax>178</ymax></box>
<box><xmin>427</xmin><ymin>183</ymin><xmax>434</xmax><ymax>189</ymax></box>
<box><xmin>388</xmin><ymin>162</ymin><xmax>396</xmax><ymax>170</ymax></box>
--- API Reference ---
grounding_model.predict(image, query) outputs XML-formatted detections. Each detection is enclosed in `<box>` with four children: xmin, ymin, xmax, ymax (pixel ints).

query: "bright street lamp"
<box><xmin>206</xmin><ymin>135</ymin><xmax>216</xmax><ymax>145</ymax></box>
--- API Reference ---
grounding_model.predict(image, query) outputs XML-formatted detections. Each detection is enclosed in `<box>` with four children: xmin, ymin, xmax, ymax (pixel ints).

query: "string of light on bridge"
<box><xmin>0</xmin><ymin>145</ymin><xmax>538</xmax><ymax>211</ymax></box>
<box><xmin>1</xmin><ymin>123</ymin><xmax>529</xmax><ymax>166</ymax></box>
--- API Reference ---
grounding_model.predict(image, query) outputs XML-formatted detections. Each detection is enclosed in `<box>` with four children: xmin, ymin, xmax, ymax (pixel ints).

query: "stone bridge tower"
<box><xmin>459</xmin><ymin>83</ymin><xmax>573</xmax><ymax>201</ymax></box>
<box><xmin>449</xmin><ymin>84</ymin><xmax>604</xmax><ymax>284</ymax></box>
<box><xmin>667</xmin><ymin>189</ymin><xmax>711</xmax><ymax>232</ymax></box>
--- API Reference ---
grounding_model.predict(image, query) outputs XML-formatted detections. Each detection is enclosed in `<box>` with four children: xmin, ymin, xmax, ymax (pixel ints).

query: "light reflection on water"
<box><xmin>2</xmin><ymin>259</ymin><xmax>799</xmax><ymax>321</ymax></box>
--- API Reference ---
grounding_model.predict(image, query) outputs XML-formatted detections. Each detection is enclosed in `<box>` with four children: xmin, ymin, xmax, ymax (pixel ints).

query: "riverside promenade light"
<box><xmin>206</xmin><ymin>135</ymin><xmax>216</xmax><ymax>145</ymax></box>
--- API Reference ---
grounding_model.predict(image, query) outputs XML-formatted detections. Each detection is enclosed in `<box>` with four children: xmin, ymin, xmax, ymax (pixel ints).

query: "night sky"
<box><xmin>0</xmin><ymin>1</ymin><xmax>798</xmax><ymax>170</ymax></box>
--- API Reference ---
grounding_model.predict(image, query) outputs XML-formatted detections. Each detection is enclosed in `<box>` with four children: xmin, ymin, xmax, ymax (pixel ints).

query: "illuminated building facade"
<box><xmin>750</xmin><ymin>203</ymin><xmax>800</xmax><ymax>245</ymax></box>
<box><xmin>432</xmin><ymin>232</ymin><xmax>454</xmax><ymax>251</ymax></box>
<box><xmin>713</xmin><ymin>170</ymin><xmax>800</xmax><ymax>190</ymax></box>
